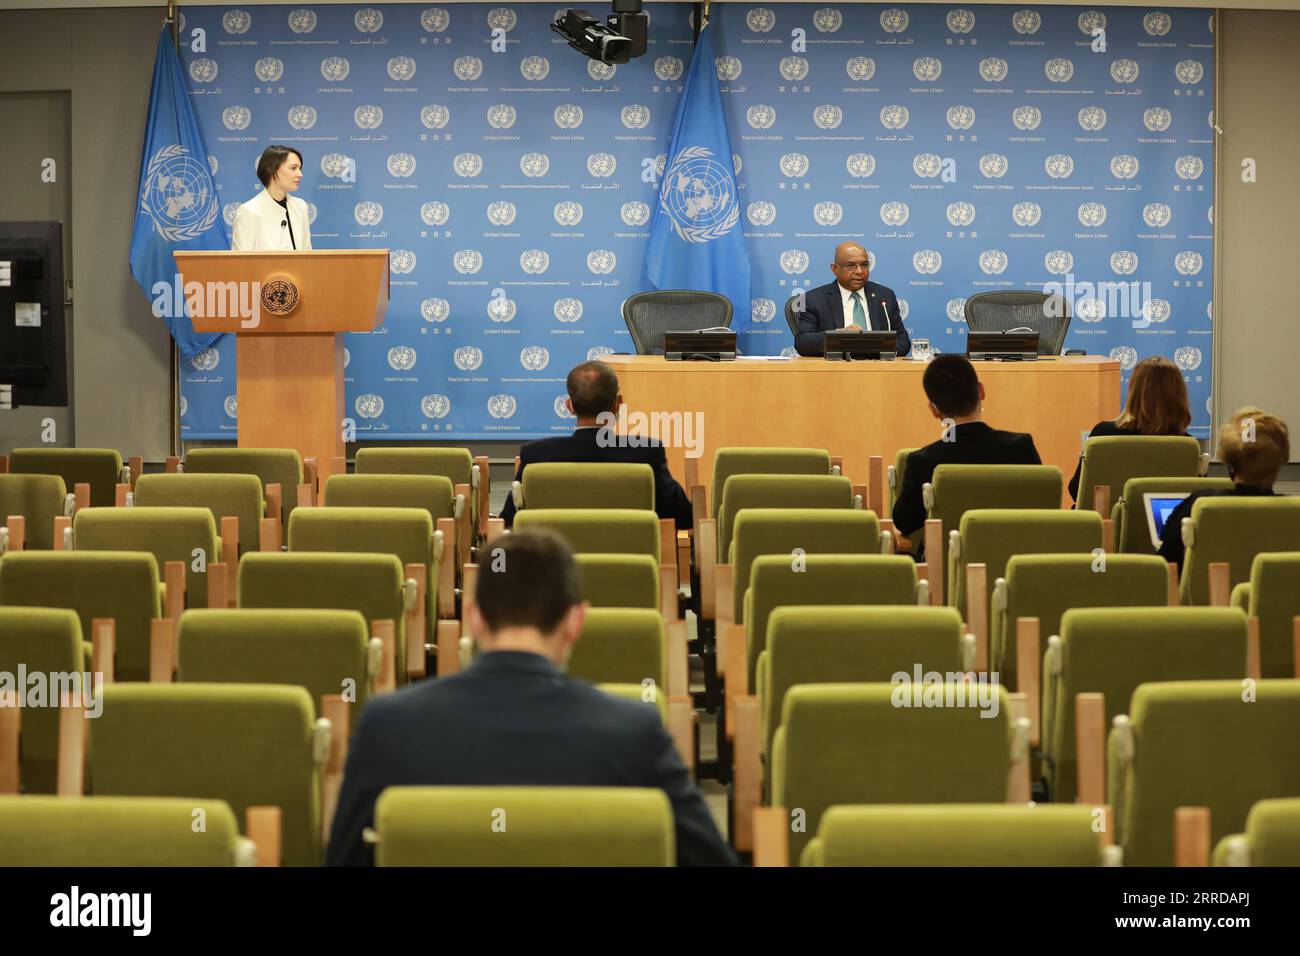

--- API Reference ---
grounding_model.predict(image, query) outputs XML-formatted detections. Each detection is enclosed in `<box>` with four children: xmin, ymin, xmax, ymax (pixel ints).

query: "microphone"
<box><xmin>281</xmin><ymin>220</ymin><xmax>287</xmax><ymax>229</ymax></box>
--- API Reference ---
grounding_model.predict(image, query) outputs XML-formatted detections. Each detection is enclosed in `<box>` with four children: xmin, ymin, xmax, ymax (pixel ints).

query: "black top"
<box><xmin>891</xmin><ymin>421</ymin><xmax>1042</xmax><ymax>549</ymax></box>
<box><xmin>500</xmin><ymin>426</ymin><xmax>694</xmax><ymax>529</ymax></box>
<box><xmin>273</xmin><ymin>196</ymin><xmax>296</xmax><ymax>250</ymax></box>
<box><xmin>793</xmin><ymin>279</ymin><xmax>912</xmax><ymax>358</ymax></box>
<box><xmin>325</xmin><ymin>651</ymin><xmax>736</xmax><ymax>867</ymax></box>
<box><xmin>1068</xmin><ymin>420</ymin><xmax>1192</xmax><ymax>502</ymax></box>
<box><xmin>1156</xmin><ymin>484</ymin><xmax>1279</xmax><ymax>570</ymax></box>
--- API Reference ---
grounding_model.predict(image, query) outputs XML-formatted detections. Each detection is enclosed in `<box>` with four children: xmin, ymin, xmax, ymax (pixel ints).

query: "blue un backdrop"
<box><xmin>177</xmin><ymin>3</ymin><xmax>1215</xmax><ymax>441</ymax></box>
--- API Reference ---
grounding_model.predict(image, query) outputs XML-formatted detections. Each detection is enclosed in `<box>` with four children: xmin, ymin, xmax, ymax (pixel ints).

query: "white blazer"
<box><xmin>231</xmin><ymin>189</ymin><xmax>312</xmax><ymax>251</ymax></box>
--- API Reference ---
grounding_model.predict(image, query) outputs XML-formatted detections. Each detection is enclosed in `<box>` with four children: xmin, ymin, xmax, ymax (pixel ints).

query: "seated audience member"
<box><xmin>499</xmin><ymin>360</ymin><xmax>693</xmax><ymax>529</ymax></box>
<box><xmin>1069</xmin><ymin>356</ymin><xmax>1192</xmax><ymax>503</ymax></box>
<box><xmin>1158</xmin><ymin>407</ymin><xmax>1288</xmax><ymax>570</ymax></box>
<box><xmin>326</xmin><ymin>529</ymin><xmax>736</xmax><ymax>867</ymax></box>
<box><xmin>892</xmin><ymin>354</ymin><xmax>1042</xmax><ymax>558</ymax></box>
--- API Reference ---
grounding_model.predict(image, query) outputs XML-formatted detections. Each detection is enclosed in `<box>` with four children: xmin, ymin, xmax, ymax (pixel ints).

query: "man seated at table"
<box><xmin>794</xmin><ymin>241</ymin><xmax>911</xmax><ymax>358</ymax></box>
<box><xmin>499</xmin><ymin>360</ymin><xmax>694</xmax><ymax>529</ymax></box>
<box><xmin>892</xmin><ymin>354</ymin><xmax>1042</xmax><ymax>557</ymax></box>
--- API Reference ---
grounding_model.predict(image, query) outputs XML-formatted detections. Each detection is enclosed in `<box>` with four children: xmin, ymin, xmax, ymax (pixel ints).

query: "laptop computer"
<box><xmin>1143</xmin><ymin>492</ymin><xmax>1189</xmax><ymax>550</ymax></box>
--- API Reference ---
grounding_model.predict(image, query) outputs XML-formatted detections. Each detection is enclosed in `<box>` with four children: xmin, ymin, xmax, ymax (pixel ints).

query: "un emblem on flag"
<box><xmin>140</xmin><ymin>145</ymin><xmax>219</xmax><ymax>242</ymax></box>
<box><xmin>659</xmin><ymin>147</ymin><xmax>739</xmax><ymax>244</ymax></box>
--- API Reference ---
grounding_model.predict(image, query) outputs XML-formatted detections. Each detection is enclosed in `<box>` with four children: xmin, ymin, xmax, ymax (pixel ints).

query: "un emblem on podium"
<box><xmin>260</xmin><ymin>278</ymin><xmax>299</xmax><ymax>317</ymax></box>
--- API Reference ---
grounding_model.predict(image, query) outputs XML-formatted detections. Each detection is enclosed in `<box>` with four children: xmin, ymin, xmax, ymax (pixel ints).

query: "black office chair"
<box><xmin>621</xmin><ymin>291</ymin><xmax>733</xmax><ymax>355</ymax></box>
<box><xmin>783</xmin><ymin>293</ymin><xmax>800</xmax><ymax>339</ymax></box>
<box><xmin>963</xmin><ymin>291</ymin><xmax>1071</xmax><ymax>355</ymax></box>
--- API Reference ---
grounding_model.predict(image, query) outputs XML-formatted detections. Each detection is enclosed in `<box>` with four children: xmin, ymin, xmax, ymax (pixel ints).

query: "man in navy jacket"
<box><xmin>794</xmin><ymin>242</ymin><xmax>911</xmax><ymax>358</ymax></box>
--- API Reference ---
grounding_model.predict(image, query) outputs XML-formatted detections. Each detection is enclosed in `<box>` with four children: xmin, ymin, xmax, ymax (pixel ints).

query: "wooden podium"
<box><xmin>174</xmin><ymin>249</ymin><xmax>389</xmax><ymax>483</ymax></box>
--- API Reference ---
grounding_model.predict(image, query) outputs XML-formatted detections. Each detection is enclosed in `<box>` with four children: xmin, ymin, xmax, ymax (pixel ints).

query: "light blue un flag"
<box><xmin>129</xmin><ymin>25</ymin><xmax>227</xmax><ymax>357</ymax></box>
<box><xmin>644</xmin><ymin>24</ymin><xmax>752</xmax><ymax>332</ymax></box>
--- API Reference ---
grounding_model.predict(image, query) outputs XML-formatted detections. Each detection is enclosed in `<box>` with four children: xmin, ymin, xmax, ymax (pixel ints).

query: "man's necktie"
<box><xmin>850</xmin><ymin>290</ymin><xmax>869</xmax><ymax>330</ymax></box>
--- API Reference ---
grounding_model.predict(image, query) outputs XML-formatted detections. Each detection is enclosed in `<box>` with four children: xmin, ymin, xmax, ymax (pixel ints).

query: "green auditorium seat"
<box><xmin>1178</xmin><ymin>497</ymin><xmax>1300</xmax><ymax>606</ymax></box>
<box><xmin>515</xmin><ymin>462</ymin><xmax>654</xmax><ymax>512</ymax></box>
<box><xmin>8</xmin><ymin>447</ymin><xmax>128</xmax><ymax>509</ymax></box>
<box><xmin>567</xmin><ymin>607</ymin><xmax>666</xmax><ymax>692</ymax></box>
<box><xmin>1112</xmin><ymin>476</ymin><xmax>1233</xmax><ymax>555</ymax></box>
<box><xmin>184</xmin><ymin>447</ymin><xmax>306</xmax><ymax>525</ymax></box>
<box><xmin>133</xmin><ymin>472</ymin><xmax>265</xmax><ymax>557</ymax></box>
<box><xmin>1230</xmin><ymin>552</ymin><xmax>1300</xmax><ymax>677</ymax></box>
<box><xmin>1074</xmin><ymin>435</ymin><xmax>1203</xmax><ymax>513</ymax></box>
<box><xmin>1213</xmin><ymin>798</ymin><xmax>1300</xmax><ymax>866</ymax></box>
<box><xmin>0</xmin><ymin>474</ymin><xmax>73</xmax><ymax>550</ymax></box>
<box><xmin>73</xmin><ymin>506</ymin><xmax>222</xmax><ymax>610</ymax></box>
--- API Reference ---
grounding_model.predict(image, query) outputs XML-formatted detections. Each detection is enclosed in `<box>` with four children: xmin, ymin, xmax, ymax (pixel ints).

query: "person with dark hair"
<box><xmin>325</xmin><ymin>528</ymin><xmax>735</xmax><ymax>867</ymax></box>
<box><xmin>1068</xmin><ymin>355</ymin><xmax>1192</xmax><ymax>502</ymax></box>
<box><xmin>793</xmin><ymin>241</ymin><xmax>911</xmax><ymax>357</ymax></box>
<box><xmin>231</xmin><ymin>145</ymin><xmax>312</xmax><ymax>251</ymax></box>
<box><xmin>1158</xmin><ymin>407</ymin><xmax>1289</xmax><ymax>570</ymax></box>
<box><xmin>891</xmin><ymin>354</ymin><xmax>1042</xmax><ymax>557</ymax></box>
<box><xmin>498</xmin><ymin>360</ymin><xmax>694</xmax><ymax>528</ymax></box>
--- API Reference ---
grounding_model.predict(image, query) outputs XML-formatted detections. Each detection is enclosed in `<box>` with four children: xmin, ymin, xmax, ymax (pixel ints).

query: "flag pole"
<box><xmin>166</xmin><ymin>0</ymin><xmax>181</xmax><ymax>461</ymax></box>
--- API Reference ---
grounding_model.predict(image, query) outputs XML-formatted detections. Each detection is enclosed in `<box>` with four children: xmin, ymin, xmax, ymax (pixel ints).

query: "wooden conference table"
<box><xmin>605</xmin><ymin>354</ymin><xmax>1121</xmax><ymax>509</ymax></box>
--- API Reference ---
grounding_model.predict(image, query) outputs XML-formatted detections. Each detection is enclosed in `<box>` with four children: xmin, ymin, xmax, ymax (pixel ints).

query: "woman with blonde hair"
<box><xmin>1068</xmin><ymin>355</ymin><xmax>1191</xmax><ymax>501</ymax></box>
<box><xmin>1157</xmin><ymin>407</ymin><xmax>1289</xmax><ymax>568</ymax></box>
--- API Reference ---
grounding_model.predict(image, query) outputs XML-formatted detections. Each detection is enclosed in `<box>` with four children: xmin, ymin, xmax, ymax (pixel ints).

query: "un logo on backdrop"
<box><xmin>880</xmin><ymin>105</ymin><xmax>909</xmax><ymax>129</ymax></box>
<box><xmin>587</xmin><ymin>250</ymin><xmax>617</xmax><ymax>274</ymax></box>
<box><xmin>520</xmin><ymin>250</ymin><xmax>550</xmax><ymax>274</ymax></box>
<box><xmin>846</xmin><ymin>154</ymin><xmax>875</xmax><ymax>178</ymax></box>
<box><xmin>947</xmin><ymin>202</ymin><xmax>976</xmax><ymax>227</ymax></box>
<box><xmin>354</xmin><ymin>201</ymin><xmax>384</xmax><ymax>226</ymax></box>
<box><xmin>1012</xmin><ymin>202</ymin><xmax>1040</xmax><ymax>227</ymax></box>
<box><xmin>554</xmin><ymin>104</ymin><xmax>584</xmax><ymax>129</ymax></box>
<box><xmin>587</xmin><ymin>60</ymin><xmax>616</xmax><ymax>81</ymax></box>
<box><xmin>421</xmin><ymin>298</ymin><xmax>450</xmax><ymax>323</ymax></box>
<box><xmin>1077</xmin><ymin>298</ymin><xmax>1105</xmax><ymax>323</ymax></box>
<box><xmin>488</xmin><ymin>297</ymin><xmax>516</xmax><ymax>323</ymax></box>
<box><xmin>913</xmin><ymin>57</ymin><xmax>942</xmax><ymax>82</ymax></box>
<box><xmin>780</xmin><ymin>250</ymin><xmax>809</xmax><ymax>275</ymax></box>
<box><xmin>390</xmin><ymin>251</ymin><xmax>416</xmax><ymax>275</ymax></box>
<box><xmin>979</xmin><ymin>250</ymin><xmax>1009</xmax><ymax>275</ymax></box>
<box><xmin>947</xmin><ymin>106</ymin><xmax>975</xmax><ymax>130</ymax></box>
<box><xmin>355</xmin><ymin>394</ymin><xmax>384</xmax><ymax>419</ymax></box>
<box><xmin>388</xmin><ymin>57</ymin><xmax>416</xmax><ymax>82</ymax></box>
<box><xmin>1110</xmin><ymin>251</ymin><xmax>1140</xmax><ymax>275</ymax></box>
<box><xmin>980</xmin><ymin>154</ymin><xmax>1009</xmax><ymax>178</ymax></box>
<box><xmin>1176</xmin><ymin>60</ymin><xmax>1205</xmax><ymax>85</ymax></box>
<box><xmin>1078</xmin><ymin>202</ymin><xmax>1107</xmax><ymax>228</ymax></box>
<box><xmin>321</xmin><ymin>57</ymin><xmax>349</xmax><ymax>82</ymax></box>
<box><xmin>388</xmin><ymin>153</ymin><xmax>416</xmax><ymax>177</ymax></box>
<box><xmin>846</xmin><ymin>57</ymin><xmax>875</xmax><ymax>82</ymax></box>
<box><xmin>487</xmin><ymin>202</ymin><xmax>516</xmax><ymax>227</ymax></box>
<box><xmin>355</xmin><ymin>8</ymin><xmax>383</xmax><ymax>33</ymax></box>
<box><xmin>1045</xmin><ymin>58</ymin><xmax>1074</xmax><ymax>83</ymax></box>
<box><xmin>191</xmin><ymin>347</ymin><xmax>220</xmax><ymax>372</ymax></box>
<box><xmin>779</xmin><ymin>57</ymin><xmax>809</xmax><ymax>82</ymax></box>
<box><xmin>1012</xmin><ymin>105</ymin><xmax>1041</xmax><ymax>130</ymax></box>
<box><xmin>521</xmin><ymin>56</ymin><xmax>550</xmax><ymax>81</ymax></box>
<box><xmin>879</xmin><ymin>202</ymin><xmax>908</xmax><ymax>226</ymax></box>
<box><xmin>520</xmin><ymin>153</ymin><xmax>550</xmax><ymax>177</ymax></box>
<box><xmin>1078</xmin><ymin>10</ymin><xmax>1106</xmax><ymax>34</ymax></box>
<box><xmin>388</xmin><ymin>346</ymin><xmax>417</xmax><ymax>372</ymax></box>
<box><xmin>488</xmin><ymin>395</ymin><xmax>518</xmax><ymax>420</ymax></box>
<box><xmin>747</xmin><ymin>8</ymin><xmax>776</xmax><ymax>32</ymax></box>
<box><xmin>1175</xmin><ymin>251</ymin><xmax>1204</xmax><ymax>276</ymax></box>
<box><xmin>1078</xmin><ymin>107</ymin><xmax>1107</xmax><ymax>131</ymax></box>
<box><xmin>454</xmin><ymin>347</ymin><xmax>484</xmax><ymax>371</ymax></box>
<box><xmin>1012</xmin><ymin>9</ymin><xmax>1041</xmax><ymax>34</ymax></box>
<box><xmin>655</xmin><ymin>57</ymin><xmax>684</xmax><ymax>81</ymax></box>
<box><xmin>288</xmin><ymin>106</ymin><xmax>316</xmax><ymax>130</ymax></box>
<box><xmin>224</xmin><ymin>396</ymin><xmax>239</xmax><ymax>420</ymax></box>
<box><xmin>1045</xmin><ymin>251</ymin><xmax>1074</xmax><ymax>275</ymax></box>
<box><xmin>554</xmin><ymin>298</ymin><xmax>583</xmax><ymax>323</ymax></box>
<box><xmin>422</xmin><ymin>104</ymin><xmax>450</xmax><ymax>129</ymax></box>
<box><xmin>913</xmin><ymin>250</ymin><xmax>942</xmax><ymax>274</ymax></box>
<box><xmin>779</xmin><ymin>153</ymin><xmax>809</xmax><ymax>177</ymax></box>
<box><xmin>814</xmin><ymin>201</ymin><xmax>843</xmax><ymax>226</ymax></box>
<box><xmin>454</xmin><ymin>153</ymin><xmax>483</xmax><ymax>178</ymax></box>
<box><xmin>190</xmin><ymin>58</ymin><xmax>218</xmax><ymax>83</ymax></box>
<box><xmin>1142</xmin><ymin>299</ymin><xmax>1172</xmax><ymax>324</ymax></box>
<box><xmin>980</xmin><ymin>58</ymin><xmax>1008</xmax><ymax>82</ymax></box>
<box><xmin>659</xmin><ymin>147</ymin><xmax>739</xmax><ymax>244</ymax></box>
<box><xmin>453</xmin><ymin>250</ymin><xmax>483</xmax><ymax>275</ymax></box>
<box><xmin>487</xmin><ymin>105</ymin><xmax>517</xmax><ymax>129</ymax></box>
<box><xmin>554</xmin><ymin>201</ymin><xmax>584</xmax><ymax>226</ymax></box>
<box><xmin>453</xmin><ymin>57</ymin><xmax>482</xmax><ymax>82</ymax></box>
<box><xmin>520</xmin><ymin>347</ymin><xmax>550</xmax><ymax>372</ymax></box>
<box><xmin>716</xmin><ymin>57</ymin><xmax>742</xmax><ymax>82</ymax></box>
<box><xmin>222</xmin><ymin>107</ymin><xmax>251</xmax><ymax>131</ymax></box>
<box><xmin>223</xmin><ymin>203</ymin><xmax>241</xmax><ymax>226</ymax></box>
<box><xmin>913</xmin><ymin>153</ymin><xmax>942</xmax><ymax>178</ymax></box>
<box><xmin>947</xmin><ymin>9</ymin><xmax>975</xmax><ymax>33</ymax></box>
<box><xmin>487</xmin><ymin>7</ymin><xmax>516</xmax><ymax>31</ymax></box>
<box><xmin>587</xmin><ymin>153</ymin><xmax>616</xmax><ymax>177</ymax></box>
<box><xmin>813</xmin><ymin>105</ymin><xmax>843</xmax><ymax>129</ymax></box>
<box><xmin>1045</xmin><ymin>154</ymin><xmax>1074</xmax><ymax>179</ymax></box>
<box><xmin>1144</xmin><ymin>108</ymin><xmax>1172</xmax><ymax>132</ymax></box>
<box><xmin>355</xmin><ymin>105</ymin><xmax>383</xmax><ymax>129</ymax></box>
<box><xmin>1111</xmin><ymin>155</ymin><xmax>1140</xmax><ymax>179</ymax></box>
<box><xmin>814</xmin><ymin>8</ymin><xmax>842</xmax><ymax>33</ymax></box>
<box><xmin>422</xmin><ymin>395</ymin><xmax>451</xmax><ymax>420</ymax></box>
<box><xmin>880</xmin><ymin>8</ymin><xmax>909</xmax><ymax>32</ymax></box>
<box><xmin>1111</xmin><ymin>59</ymin><xmax>1139</xmax><ymax>84</ymax></box>
<box><xmin>1175</xmin><ymin>347</ymin><xmax>1202</xmax><ymax>372</ymax></box>
<box><xmin>747</xmin><ymin>202</ymin><xmax>776</xmax><ymax>227</ymax></box>
<box><xmin>621</xmin><ymin>202</ymin><xmax>650</xmax><ymax>227</ymax></box>
<box><xmin>288</xmin><ymin>8</ymin><xmax>316</xmax><ymax>33</ymax></box>
<box><xmin>1110</xmin><ymin>346</ymin><xmax>1139</xmax><ymax>371</ymax></box>
<box><xmin>752</xmin><ymin>298</ymin><xmax>777</xmax><ymax>323</ymax></box>
<box><xmin>422</xmin><ymin>7</ymin><xmax>451</xmax><ymax>32</ymax></box>
<box><xmin>1176</xmin><ymin>156</ymin><xmax>1204</xmax><ymax>180</ymax></box>
<box><xmin>421</xmin><ymin>201</ymin><xmax>450</xmax><ymax>226</ymax></box>
<box><xmin>554</xmin><ymin>396</ymin><xmax>575</xmax><ymax>419</ymax></box>
<box><xmin>747</xmin><ymin>105</ymin><xmax>776</xmax><ymax>129</ymax></box>
<box><xmin>622</xmin><ymin>105</ymin><xmax>651</xmax><ymax>129</ymax></box>
<box><xmin>946</xmin><ymin>299</ymin><xmax>967</xmax><ymax>323</ymax></box>
<box><xmin>1144</xmin><ymin>12</ymin><xmax>1172</xmax><ymax>36</ymax></box>
<box><xmin>223</xmin><ymin>10</ymin><xmax>252</xmax><ymax>34</ymax></box>
<box><xmin>1143</xmin><ymin>203</ymin><xmax>1173</xmax><ymax>228</ymax></box>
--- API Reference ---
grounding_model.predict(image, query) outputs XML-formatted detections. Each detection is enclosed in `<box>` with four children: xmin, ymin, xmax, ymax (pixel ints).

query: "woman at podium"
<box><xmin>231</xmin><ymin>145</ymin><xmax>313</xmax><ymax>251</ymax></box>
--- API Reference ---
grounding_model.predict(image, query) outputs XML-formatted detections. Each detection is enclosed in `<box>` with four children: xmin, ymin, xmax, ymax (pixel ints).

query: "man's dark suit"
<box><xmin>500</xmin><ymin>425</ymin><xmax>693</xmax><ymax>529</ymax></box>
<box><xmin>325</xmin><ymin>651</ymin><xmax>736</xmax><ymax>866</ymax></box>
<box><xmin>892</xmin><ymin>422</ymin><xmax>1042</xmax><ymax>549</ymax></box>
<box><xmin>794</xmin><ymin>279</ymin><xmax>911</xmax><ymax>358</ymax></box>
